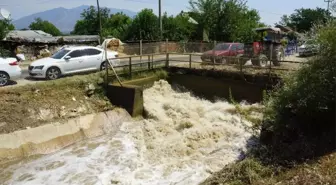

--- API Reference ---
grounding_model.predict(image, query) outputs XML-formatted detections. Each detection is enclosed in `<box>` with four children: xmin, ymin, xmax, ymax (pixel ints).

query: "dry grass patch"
<box><xmin>201</xmin><ymin>153</ymin><xmax>336</xmax><ymax>185</ymax></box>
<box><xmin>0</xmin><ymin>72</ymin><xmax>111</xmax><ymax>134</ymax></box>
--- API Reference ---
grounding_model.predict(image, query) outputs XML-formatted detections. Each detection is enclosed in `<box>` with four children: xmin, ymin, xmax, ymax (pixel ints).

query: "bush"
<box><xmin>260</xmin><ymin>20</ymin><xmax>336</xmax><ymax>162</ymax></box>
<box><xmin>200</xmin><ymin>158</ymin><xmax>274</xmax><ymax>185</ymax></box>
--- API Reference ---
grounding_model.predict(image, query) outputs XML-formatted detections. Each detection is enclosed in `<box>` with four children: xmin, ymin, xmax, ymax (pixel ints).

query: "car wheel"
<box><xmin>100</xmin><ymin>61</ymin><xmax>109</xmax><ymax>71</ymax></box>
<box><xmin>0</xmin><ymin>72</ymin><xmax>9</xmax><ymax>87</ymax></box>
<box><xmin>259</xmin><ymin>54</ymin><xmax>269</xmax><ymax>67</ymax></box>
<box><xmin>252</xmin><ymin>55</ymin><xmax>269</xmax><ymax>67</ymax></box>
<box><xmin>215</xmin><ymin>57</ymin><xmax>227</xmax><ymax>64</ymax></box>
<box><xmin>46</xmin><ymin>67</ymin><xmax>61</xmax><ymax>80</ymax></box>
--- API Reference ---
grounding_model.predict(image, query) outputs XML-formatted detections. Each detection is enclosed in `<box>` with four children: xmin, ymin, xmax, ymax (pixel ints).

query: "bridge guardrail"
<box><xmin>104</xmin><ymin>52</ymin><xmax>307</xmax><ymax>83</ymax></box>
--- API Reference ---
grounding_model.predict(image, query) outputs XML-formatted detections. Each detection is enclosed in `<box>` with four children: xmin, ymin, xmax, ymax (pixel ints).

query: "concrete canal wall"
<box><xmin>167</xmin><ymin>67</ymin><xmax>282</xmax><ymax>103</ymax></box>
<box><xmin>0</xmin><ymin>68</ymin><xmax>282</xmax><ymax>163</ymax></box>
<box><xmin>0</xmin><ymin>109</ymin><xmax>131</xmax><ymax>163</ymax></box>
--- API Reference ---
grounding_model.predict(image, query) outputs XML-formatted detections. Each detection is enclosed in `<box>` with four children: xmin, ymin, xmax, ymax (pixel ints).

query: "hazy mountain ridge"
<box><xmin>13</xmin><ymin>5</ymin><xmax>137</xmax><ymax>33</ymax></box>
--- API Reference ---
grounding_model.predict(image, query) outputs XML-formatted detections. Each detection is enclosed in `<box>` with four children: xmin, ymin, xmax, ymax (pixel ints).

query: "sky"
<box><xmin>0</xmin><ymin>0</ymin><xmax>329</xmax><ymax>25</ymax></box>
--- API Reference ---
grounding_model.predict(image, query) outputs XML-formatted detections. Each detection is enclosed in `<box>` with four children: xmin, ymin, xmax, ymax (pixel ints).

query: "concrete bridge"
<box><xmin>104</xmin><ymin>53</ymin><xmax>289</xmax><ymax>117</ymax></box>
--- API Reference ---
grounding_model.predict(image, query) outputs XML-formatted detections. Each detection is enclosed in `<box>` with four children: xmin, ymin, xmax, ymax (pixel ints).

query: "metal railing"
<box><xmin>167</xmin><ymin>53</ymin><xmax>306</xmax><ymax>71</ymax></box>
<box><xmin>104</xmin><ymin>52</ymin><xmax>306</xmax><ymax>83</ymax></box>
<box><xmin>104</xmin><ymin>53</ymin><xmax>167</xmax><ymax>81</ymax></box>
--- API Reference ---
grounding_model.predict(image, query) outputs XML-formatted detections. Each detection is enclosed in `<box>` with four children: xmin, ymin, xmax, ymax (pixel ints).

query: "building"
<box><xmin>1</xmin><ymin>30</ymin><xmax>100</xmax><ymax>59</ymax></box>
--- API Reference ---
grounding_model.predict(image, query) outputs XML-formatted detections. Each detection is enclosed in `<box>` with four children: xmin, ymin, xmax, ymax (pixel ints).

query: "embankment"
<box><xmin>0</xmin><ymin>70</ymin><xmax>167</xmax><ymax>163</ymax></box>
<box><xmin>0</xmin><ymin>109</ymin><xmax>131</xmax><ymax>163</ymax></box>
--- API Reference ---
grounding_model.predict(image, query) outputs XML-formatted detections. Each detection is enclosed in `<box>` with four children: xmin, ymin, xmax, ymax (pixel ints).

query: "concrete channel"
<box><xmin>0</xmin><ymin>67</ymin><xmax>282</xmax><ymax>163</ymax></box>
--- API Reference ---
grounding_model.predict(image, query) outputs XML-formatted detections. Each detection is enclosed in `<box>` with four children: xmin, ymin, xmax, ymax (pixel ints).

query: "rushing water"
<box><xmin>0</xmin><ymin>80</ymin><xmax>256</xmax><ymax>185</ymax></box>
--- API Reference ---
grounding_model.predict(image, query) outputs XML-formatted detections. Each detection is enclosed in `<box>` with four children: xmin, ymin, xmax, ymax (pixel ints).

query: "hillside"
<box><xmin>13</xmin><ymin>5</ymin><xmax>137</xmax><ymax>33</ymax></box>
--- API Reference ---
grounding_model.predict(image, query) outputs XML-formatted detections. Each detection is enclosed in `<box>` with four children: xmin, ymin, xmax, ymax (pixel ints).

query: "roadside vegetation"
<box><xmin>201</xmin><ymin>20</ymin><xmax>335</xmax><ymax>185</ymax></box>
<box><xmin>0</xmin><ymin>69</ymin><xmax>167</xmax><ymax>134</ymax></box>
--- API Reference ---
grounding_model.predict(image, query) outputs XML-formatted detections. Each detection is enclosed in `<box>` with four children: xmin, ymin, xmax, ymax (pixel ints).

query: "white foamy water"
<box><xmin>1</xmin><ymin>80</ymin><xmax>256</xmax><ymax>185</ymax></box>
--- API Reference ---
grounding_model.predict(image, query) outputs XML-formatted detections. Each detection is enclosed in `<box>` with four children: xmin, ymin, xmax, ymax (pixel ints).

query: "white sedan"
<box><xmin>28</xmin><ymin>46</ymin><xmax>120</xmax><ymax>80</ymax></box>
<box><xmin>0</xmin><ymin>57</ymin><xmax>22</xmax><ymax>86</ymax></box>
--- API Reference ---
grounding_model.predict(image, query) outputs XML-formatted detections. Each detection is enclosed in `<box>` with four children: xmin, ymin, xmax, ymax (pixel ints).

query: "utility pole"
<box><xmin>97</xmin><ymin>0</ymin><xmax>103</xmax><ymax>43</ymax></box>
<box><xmin>159</xmin><ymin>0</ymin><xmax>162</xmax><ymax>40</ymax></box>
<box><xmin>325</xmin><ymin>0</ymin><xmax>333</xmax><ymax>12</ymax></box>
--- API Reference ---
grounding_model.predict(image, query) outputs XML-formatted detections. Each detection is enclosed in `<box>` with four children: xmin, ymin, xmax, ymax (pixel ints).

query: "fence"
<box><xmin>120</xmin><ymin>40</ymin><xmax>302</xmax><ymax>57</ymax></box>
<box><xmin>104</xmin><ymin>51</ymin><xmax>306</xmax><ymax>84</ymax></box>
<box><xmin>119</xmin><ymin>40</ymin><xmax>217</xmax><ymax>56</ymax></box>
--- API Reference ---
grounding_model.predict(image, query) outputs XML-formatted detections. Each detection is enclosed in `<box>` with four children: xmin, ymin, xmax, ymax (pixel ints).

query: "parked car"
<box><xmin>28</xmin><ymin>46</ymin><xmax>120</xmax><ymax>80</ymax></box>
<box><xmin>298</xmin><ymin>40</ymin><xmax>319</xmax><ymax>57</ymax></box>
<box><xmin>201</xmin><ymin>43</ymin><xmax>244</xmax><ymax>64</ymax></box>
<box><xmin>0</xmin><ymin>57</ymin><xmax>22</xmax><ymax>87</ymax></box>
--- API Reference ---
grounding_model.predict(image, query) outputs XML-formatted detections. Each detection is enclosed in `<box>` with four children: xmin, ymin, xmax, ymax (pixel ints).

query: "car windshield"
<box><xmin>214</xmin><ymin>44</ymin><xmax>230</xmax><ymax>51</ymax></box>
<box><xmin>51</xmin><ymin>49</ymin><xmax>70</xmax><ymax>59</ymax></box>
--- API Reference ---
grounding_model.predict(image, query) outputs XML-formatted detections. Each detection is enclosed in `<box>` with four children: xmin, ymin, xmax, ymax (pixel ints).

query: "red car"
<box><xmin>201</xmin><ymin>43</ymin><xmax>244</xmax><ymax>63</ymax></box>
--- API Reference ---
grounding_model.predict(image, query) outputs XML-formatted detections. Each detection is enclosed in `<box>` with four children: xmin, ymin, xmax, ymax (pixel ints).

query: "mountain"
<box><xmin>13</xmin><ymin>5</ymin><xmax>137</xmax><ymax>33</ymax></box>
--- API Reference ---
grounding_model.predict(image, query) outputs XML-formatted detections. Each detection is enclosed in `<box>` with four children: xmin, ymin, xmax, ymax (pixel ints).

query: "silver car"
<box><xmin>28</xmin><ymin>46</ymin><xmax>120</xmax><ymax>80</ymax></box>
<box><xmin>0</xmin><ymin>57</ymin><xmax>22</xmax><ymax>86</ymax></box>
<box><xmin>298</xmin><ymin>40</ymin><xmax>319</xmax><ymax>57</ymax></box>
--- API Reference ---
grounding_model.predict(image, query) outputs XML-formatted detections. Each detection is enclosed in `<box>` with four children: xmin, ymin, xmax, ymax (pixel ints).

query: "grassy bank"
<box><xmin>0</xmin><ymin>69</ymin><xmax>167</xmax><ymax>134</ymax></box>
<box><xmin>201</xmin><ymin>153</ymin><xmax>336</xmax><ymax>185</ymax></box>
<box><xmin>201</xmin><ymin>20</ymin><xmax>336</xmax><ymax>185</ymax></box>
<box><xmin>200</xmin><ymin>93</ymin><xmax>336</xmax><ymax>185</ymax></box>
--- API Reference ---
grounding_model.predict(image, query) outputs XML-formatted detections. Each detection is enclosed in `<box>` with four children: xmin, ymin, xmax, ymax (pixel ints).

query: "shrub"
<box><xmin>200</xmin><ymin>158</ymin><xmax>274</xmax><ymax>185</ymax></box>
<box><xmin>260</xmin><ymin>20</ymin><xmax>336</xmax><ymax>162</ymax></box>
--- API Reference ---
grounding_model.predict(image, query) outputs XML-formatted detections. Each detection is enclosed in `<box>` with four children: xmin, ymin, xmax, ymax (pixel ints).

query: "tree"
<box><xmin>126</xmin><ymin>9</ymin><xmax>159</xmax><ymax>40</ymax></box>
<box><xmin>72</xmin><ymin>6</ymin><xmax>110</xmax><ymax>36</ymax></box>
<box><xmin>104</xmin><ymin>12</ymin><xmax>132</xmax><ymax>39</ymax></box>
<box><xmin>188</xmin><ymin>0</ymin><xmax>262</xmax><ymax>42</ymax></box>
<box><xmin>29</xmin><ymin>18</ymin><xmax>61</xmax><ymax>36</ymax></box>
<box><xmin>278</xmin><ymin>8</ymin><xmax>331</xmax><ymax>32</ymax></box>
<box><xmin>162</xmin><ymin>12</ymin><xmax>196</xmax><ymax>41</ymax></box>
<box><xmin>261</xmin><ymin>19</ymin><xmax>336</xmax><ymax>161</ymax></box>
<box><xmin>0</xmin><ymin>19</ymin><xmax>14</xmax><ymax>40</ymax></box>
<box><xmin>0</xmin><ymin>19</ymin><xmax>15</xmax><ymax>57</ymax></box>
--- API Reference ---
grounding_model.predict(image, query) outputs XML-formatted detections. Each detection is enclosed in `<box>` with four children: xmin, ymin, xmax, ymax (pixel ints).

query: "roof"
<box><xmin>275</xmin><ymin>25</ymin><xmax>293</xmax><ymax>32</ymax></box>
<box><xmin>254</xmin><ymin>27</ymin><xmax>282</xmax><ymax>33</ymax></box>
<box><xmin>4</xmin><ymin>30</ymin><xmax>56</xmax><ymax>43</ymax></box>
<box><xmin>3</xmin><ymin>30</ymin><xmax>99</xmax><ymax>44</ymax></box>
<box><xmin>56</xmin><ymin>35</ymin><xmax>99</xmax><ymax>43</ymax></box>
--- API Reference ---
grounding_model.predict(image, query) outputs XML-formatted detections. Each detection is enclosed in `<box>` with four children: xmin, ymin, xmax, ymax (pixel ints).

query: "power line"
<box><xmin>97</xmin><ymin>0</ymin><xmax>102</xmax><ymax>43</ymax></box>
<box><xmin>324</xmin><ymin>0</ymin><xmax>334</xmax><ymax>11</ymax></box>
<box><xmin>159</xmin><ymin>0</ymin><xmax>162</xmax><ymax>40</ymax></box>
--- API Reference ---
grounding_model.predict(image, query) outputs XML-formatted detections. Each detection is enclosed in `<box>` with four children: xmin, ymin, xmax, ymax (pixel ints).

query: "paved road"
<box><xmin>19</xmin><ymin>55</ymin><xmax>201</xmax><ymax>80</ymax></box>
<box><xmin>10</xmin><ymin>54</ymin><xmax>306</xmax><ymax>88</ymax></box>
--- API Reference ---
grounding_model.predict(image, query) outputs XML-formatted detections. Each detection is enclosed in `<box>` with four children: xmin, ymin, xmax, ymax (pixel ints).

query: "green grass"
<box><xmin>227</xmin><ymin>88</ymin><xmax>264</xmax><ymax>134</ymax></box>
<box><xmin>206</xmin><ymin>86</ymin><xmax>336</xmax><ymax>185</ymax></box>
<box><xmin>201</xmin><ymin>153</ymin><xmax>336</xmax><ymax>185</ymax></box>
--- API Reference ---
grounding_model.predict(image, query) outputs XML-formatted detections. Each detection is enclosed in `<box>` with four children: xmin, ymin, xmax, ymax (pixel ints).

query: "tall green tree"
<box><xmin>104</xmin><ymin>12</ymin><xmax>132</xmax><ymax>39</ymax></box>
<box><xmin>126</xmin><ymin>9</ymin><xmax>159</xmax><ymax>40</ymax></box>
<box><xmin>162</xmin><ymin>12</ymin><xmax>196</xmax><ymax>41</ymax></box>
<box><xmin>0</xmin><ymin>19</ymin><xmax>15</xmax><ymax>57</ymax></box>
<box><xmin>0</xmin><ymin>19</ymin><xmax>14</xmax><ymax>40</ymax></box>
<box><xmin>189</xmin><ymin>0</ymin><xmax>262</xmax><ymax>42</ymax></box>
<box><xmin>29</xmin><ymin>18</ymin><xmax>61</xmax><ymax>36</ymax></box>
<box><xmin>278</xmin><ymin>8</ymin><xmax>331</xmax><ymax>32</ymax></box>
<box><xmin>72</xmin><ymin>6</ymin><xmax>110</xmax><ymax>35</ymax></box>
